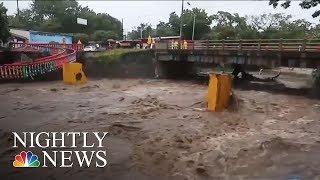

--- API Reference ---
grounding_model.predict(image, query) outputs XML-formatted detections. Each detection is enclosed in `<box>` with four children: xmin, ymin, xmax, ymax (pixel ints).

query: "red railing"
<box><xmin>0</xmin><ymin>43</ymin><xmax>83</xmax><ymax>80</ymax></box>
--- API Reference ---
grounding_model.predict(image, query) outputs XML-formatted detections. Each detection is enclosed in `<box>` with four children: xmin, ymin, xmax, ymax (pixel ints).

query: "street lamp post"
<box><xmin>179</xmin><ymin>0</ymin><xmax>184</xmax><ymax>40</ymax></box>
<box><xmin>139</xmin><ymin>27</ymin><xmax>143</xmax><ymax>39</ymax></box>
<box><xmin>187</xmin><ymin>2</ymin><xmax>196</xmax><ymax>40</ymax></box>
<box><xmin>192</xmin><ymin>13</ymin><xmax>195</xmax><ymax>40</ymax></box>
<box><xmin>16</xmin><ymin>0</ymin><xmax>19</xmax><ymax>17</ymax></box>
<box><xmin>122</xmin><ymin>18</ymin><xmax>125</xmax><ymax>40</ymax></box>
<box><xmin>140</xmin><ymin>28</ymin><xmax>143</xmax><ymax>39</ymax></box>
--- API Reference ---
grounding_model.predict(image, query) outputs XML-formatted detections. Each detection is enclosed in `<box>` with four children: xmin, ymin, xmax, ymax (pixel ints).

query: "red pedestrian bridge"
<box><xmin>0</xmin><ymin>43</ymin><xmax>83</xmax><ymax>80</ymax></box>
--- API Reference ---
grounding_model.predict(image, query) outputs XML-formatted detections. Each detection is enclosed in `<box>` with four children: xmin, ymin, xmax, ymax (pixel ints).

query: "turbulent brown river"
<box><xmin>0</xmin><ymin>74</ymin><xmax>319</xmax><ymax>179</ymax></box>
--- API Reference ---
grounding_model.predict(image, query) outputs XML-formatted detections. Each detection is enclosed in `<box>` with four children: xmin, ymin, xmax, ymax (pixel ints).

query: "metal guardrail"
<box><xmin>158</xmin><ymin>39</ymin><xmax>320</xmax><ymax>52</ymax></box>
<box><xmin>0</xmin><ymin>43</ymin><xmax>83</xmax><ymax>80</ymax></box>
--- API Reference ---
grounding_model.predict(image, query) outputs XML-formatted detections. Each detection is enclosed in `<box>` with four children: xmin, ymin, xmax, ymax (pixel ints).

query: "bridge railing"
<box><xmin>159</xmin><ymin>39</ymin><xmax>320</xmax><ymax>52</ymax></box>
<box><xmin>10</xmin><ymin>42</ymin><xmax>83</xmax><ymax>51</ymax></box>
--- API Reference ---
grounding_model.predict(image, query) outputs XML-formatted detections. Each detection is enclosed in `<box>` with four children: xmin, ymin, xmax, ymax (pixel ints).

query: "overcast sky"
<box><xmin>1</xmin><ymin>0</ymin><xmax>319</xmax><ymax>34</ymax></box>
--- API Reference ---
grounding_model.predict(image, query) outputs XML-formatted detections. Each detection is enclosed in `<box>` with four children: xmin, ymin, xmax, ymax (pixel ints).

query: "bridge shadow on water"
<box><xmin>193</xmin><ymin>75</ymin><xmax>319</xmax><ymax>100</ymax></box>
<box><xmin>233</xmin><ymin>80</ymin><xmax>315</xmax><ymax>98</ymax></box>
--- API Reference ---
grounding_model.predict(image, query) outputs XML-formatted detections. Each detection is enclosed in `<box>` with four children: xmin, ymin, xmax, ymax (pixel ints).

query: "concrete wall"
<box><xmin>82</xmin><ymin>50</ymin><xmax>155</xmax><ymax>78</ymax></box>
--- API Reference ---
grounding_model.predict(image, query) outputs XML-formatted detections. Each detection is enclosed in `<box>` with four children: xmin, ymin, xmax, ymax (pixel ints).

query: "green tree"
<box><xmin>168</xmin><ymin>12</ymin><xmax>181</xmax><ymax>35</ymax></box>
<box><xmin>73</xmin><ymin>33</ymin><xmax>89</xmax><ymax>44</ymax></box>
<box><xmin>31</xmin><ymin>0</ymin><xmax>79</xmax><ymax>20</ymax></box>
<box><xmin>0</xmin><ymin>2</ymin><xmax>10</xmax><ymax>44</ymax></box>
<box><xmin>249</xmin><ymin>13</ymin><xmax>311</xmax><ymax>39</ymax></box>
<box><xmin>8</xmin><ymin>0</ymin><xmax>123</xmax><ymax>40</ymax></box>
<box><xmin>39</xmin><ymin>18</ymin><xmax>63</xmax><ymax>32</ymax></box>
<box><xmin>278</xmin><ymin>19</ymin><xmax>312</xmax><ymax>39</ymax></box>
<box><xmin>159</xmin><ymin>9</ymin><xmax>212</xmax><ymax>40</ymax></box>
<box><xmin>128</xmin><ymin>23</ymin><xmax>155</xmax><ymax>39</ymax></box>
<box><xmin>8</xmin><ymin>9</ymin><xmax>39</xmax><ymax>30</ymax></box>
<box><xmin>250</xmin><ymin>13</ymin><xmax>291</xmax><ymax>32</ymax></box>
<box><xmin>156</xmin><ymin>21</ymin><xmax>175</xmax><ymax>37</ymax></box>
<box><xmin>181</xmin><ymin>8</ymin><xmax>212</xmax><ymax>40</ymax></box>
<box><xmin>208</xmin><ymin>11</ymin><xmax>258</xmax><ymax>40</ymax></box>
<box><xmin>310</xmin><ymin>24</ymin><xmax>320</xmax><ymax>39</ymax></box>
<box><xmin>92</xmin><ymin>30</ymin><xmax>119</xmax><ymax>42</ymax></box>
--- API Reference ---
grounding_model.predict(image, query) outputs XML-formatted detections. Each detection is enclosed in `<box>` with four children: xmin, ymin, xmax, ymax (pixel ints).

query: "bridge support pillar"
<box><xmin>63</xmin><ymin>63</ymin><xmax>87</xmax><ymax>84</ymax></box>
<box><xmin>155</xmin><ymin>60</ymin><xmax>196</xmax><ymax>78</ymax></box>
<box><xmin>214</xmin><ymin>56</ymin><xmax>227</xmax><ymax>68</ymax></box>
<box><xmin>207</xmin><ymin>73</ymin><xmax>232</xmax><ymax>112</ymax></box>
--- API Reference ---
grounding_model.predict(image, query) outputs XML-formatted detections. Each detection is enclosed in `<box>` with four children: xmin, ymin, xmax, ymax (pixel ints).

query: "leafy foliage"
<box><xmin>128</xmin><ymin>9</ymin><xmax>212</xmax><ymax>40</ymax></box>
<box><xmin>0</xmin><ymin>3</ymin><xmax>10</xmax><ymax>44</ymax></box>
<box><xmin>8</xmin><ymin>0</ymin><xmax>122</xmax><ymax>42</ymax></box>
<box><xmin>248</xmin><ymin>13</ymin><xmax>313</xmax><ymax>39</ymax></box>
<box><xmin>73</xmin><ymin>33</ymin><xmax>89</xmax><ymax>44</ymax></box>
<box><xmin>7</xmin><ymin>1</ymin><xmax>320</xmax><ymax>42</ymax></box>
<box><xmin>93</xmin><ymin>49</ymin><xmax>145</xmax><ymax>64</ymax></box>
<box><xmin>208</xmin><ymin>11</ymin><xmax>258</xmax><ymax>40</ymax></box>
<box><xmin>156</xmin><ymin>21</ymin><xmax>175</xmax><ymax>37</ymax></box>
<box><xmin>127</xmin><ymin>8</ymin><xmax>319</xmax><ymax>41</ymax></box>
<box><xmin>128</xmin><ymin>23</ymin><xmax>155</xmax><ymax>39</ymax></box>
<box><xmin>181</xmin><ymin>8</ymin><xmax>212</xmax><ymax>40</ymax></box>
<box><xmin>269</xmin><ymin>0</ymin><xmax>320</xmax><ymax>18</ymax></box>
<box><xmin>92</xmin><ymin>30</ymin><xmax>119</xmax><ymax>42</ymax></box>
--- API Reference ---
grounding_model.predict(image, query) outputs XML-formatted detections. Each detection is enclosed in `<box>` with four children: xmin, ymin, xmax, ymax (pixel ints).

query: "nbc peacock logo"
<box><xmin>13</xmin><ymin>151</ymin><xmax>40</xmax><ymax>167</ymax></box>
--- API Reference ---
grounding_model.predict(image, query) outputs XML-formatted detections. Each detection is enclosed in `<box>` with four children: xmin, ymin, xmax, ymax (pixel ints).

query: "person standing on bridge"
<box><xmin>174</xmin><ymin>41</ymin><xmax>179</xmax><ymax>49</ymax></box>
<box><xmin>147</xmin><ymin>35</ymin><xmax>152</xmax><ymax>49</ymax></box>
<box><xmin>183</xmin><ymin>40</ymin><xmax>188</xmax><ymax>49</ymax></box>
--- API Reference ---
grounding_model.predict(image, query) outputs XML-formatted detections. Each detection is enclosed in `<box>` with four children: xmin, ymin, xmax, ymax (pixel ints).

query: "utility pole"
<box><xmin>140</xmin><ymin>27</ymin><xmax>143</xmax><ymax>39</ymax></box>
<box><xmin>16</xmin><ymin>0</ymin><xmax>19</xmax><ymax>17</ymax></box>
<box><xmin>122</xmin><ymin>18</ymin><xmax>124</xmax><ymax>40</ymax></box>
<box><xmin>187</xmin><ymin>2</ymin><xmax>196</xmax><ymax>40</ymax></box>
<box><xmin>179</xmin><ymin>0</ymin><xmax>184</xmax><ymax>40</ymax></box>
<box><xmin>192</xmin><ymin>15</ymin><xmax>195</xmax><ymax>40</ymax></box>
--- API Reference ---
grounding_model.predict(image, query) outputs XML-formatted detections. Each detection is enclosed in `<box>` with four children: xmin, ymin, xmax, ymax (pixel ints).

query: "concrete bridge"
<box><xmin>154</xmin><ymin>39</ymin><xmax>320</xmax><ymax>77</ymax></box>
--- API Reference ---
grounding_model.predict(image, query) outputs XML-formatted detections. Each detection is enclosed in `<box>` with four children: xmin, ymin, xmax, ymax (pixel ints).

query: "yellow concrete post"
<box><xmin>63</xmin><ymin>62</ymin><xmax>87</xmax><ymax>84</ymax></box>
<box><xmin>207</xmin><ymin>73</ymin><xmax>232</xmax><ymax>111</ymax></box>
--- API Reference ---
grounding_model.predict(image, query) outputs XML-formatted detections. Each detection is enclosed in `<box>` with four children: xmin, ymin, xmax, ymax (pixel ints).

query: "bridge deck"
<box><xmin>154</xmin><ymin>39</ymin><xmax>320</xmax><ymax>68</ymax></box>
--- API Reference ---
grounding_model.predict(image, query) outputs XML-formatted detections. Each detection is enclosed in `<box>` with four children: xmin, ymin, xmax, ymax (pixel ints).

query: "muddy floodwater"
<box><xmin>0</xmin><ymin>75</ymin><xmax>320</xmax><ymax>179</ymax></box>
